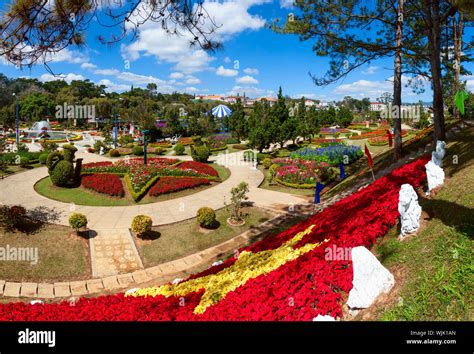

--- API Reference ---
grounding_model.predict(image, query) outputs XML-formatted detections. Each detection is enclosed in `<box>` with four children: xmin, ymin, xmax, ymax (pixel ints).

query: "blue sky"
<box><xmin>1</xmin><ymin>0</ymin><xmax>473</xmax><ymax>102</ymax></box>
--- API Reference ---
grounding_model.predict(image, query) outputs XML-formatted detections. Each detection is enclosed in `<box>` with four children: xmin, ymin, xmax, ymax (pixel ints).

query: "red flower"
<box><xmin>149</xmin><ymin>177</ymin><xmax>210</xmax><ymax>197</ymax></box>
<box><xmin>81</xmin><ymin>174</ymin><xmax>125</xmax><ymax>197</ymax></box>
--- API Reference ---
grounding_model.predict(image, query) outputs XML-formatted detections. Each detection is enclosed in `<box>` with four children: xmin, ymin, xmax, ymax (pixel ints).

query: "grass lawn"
<box><xmin>34</xmin><ymin>162</ymin><xmax>231</xmax><ymax>206</ymax></box>
<box><xmin>134</xmin><ymin>206</ymin><xmax>275</xmax><ymax>267</ymax></box>
<box><xmin>0</xmin><ymin>224</ymin><xmax>91</xmax><ymax>282</ymax></box>
<box><xmin>366</xmin><ymin>127</ymin><xmax>474</xmax><ymax>321</ymax></box>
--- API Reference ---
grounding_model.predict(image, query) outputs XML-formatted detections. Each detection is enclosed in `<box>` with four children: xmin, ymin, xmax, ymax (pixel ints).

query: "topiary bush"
<box><xmin>19</xmin><ymin>157</ymin><xmax>29</xmax><ymax>167</ymax></box>
<box><xmin>46</xmin><ymin>151</ymin><xmax>63</xmax><ymax>172</ymax></box>
<box><xmin>262</xmin><ymin>158</ymin><xmax>272</xmax><ymax>169</ymax></box>
<box><xmin>131</xmin><ymin>215</ymin><xmax>153</xmax><ymax>237</ymax></box>
<box><xmin>155</xmin><ymin>147</ymin><xmax>165</xmax><ymax>155</ymax></box>
<box><xmin>39</xmin><ymin>153</ymin><xmax>49</xmax><ymax>164</ymax></box>
<box><xmin>196</xmin><ymin>207</ymin><xmax>216</xmax><ymax>229</ymax></box>
<box><xmin>50</xmin><ymin>160</ymin><xmax>74</xmax><ymax>186</ymax></box>
<box><xmin>191</xmin><ymin>144</ymin><xmax>210</xmax><ymax>162</ymax></box>
<box><xmin>133</xmin><ymin>146</ymin><xmax>144</xmax><ymax>156</ymax></box>
<box><xmin>109</xmin><ymin>149</ymin><xmax>120</xmax><ymax>157</ymax></box>
<box><xmin>69</xmin><ymin>213</ymin><xmax>87</xmax><ymax>233</ymax></box>
<box><xmin>174</xmin><ymin>143</ymin><xmax>185</xmax><ymax>155</ymax></box>
<box><xmin>62</xmin><ymin>144</ymin><xmax>78</xmax><ymax>162</ymax></box>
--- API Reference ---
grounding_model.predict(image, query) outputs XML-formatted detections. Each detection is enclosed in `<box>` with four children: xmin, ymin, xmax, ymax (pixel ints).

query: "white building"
<box><xmin>370</xmin><ymin>102</ymin><xmax>386</xmax><ymax>111</ymax></box>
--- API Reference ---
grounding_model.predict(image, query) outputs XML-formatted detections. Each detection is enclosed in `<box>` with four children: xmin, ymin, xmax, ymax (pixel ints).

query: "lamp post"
<box><xmin>142</xmin><ymin>129</ymin><xmax>149</xmax><ymax>165</ymax></box>
<box><xmin>113</xmin><ymin>98</ymin><xmax>123</xmax><ymax>148</ymax></box>
<box><xmin>12</xmin><ymin>93</ymin><xmax>19</xmax><ymax>147</ymax></box>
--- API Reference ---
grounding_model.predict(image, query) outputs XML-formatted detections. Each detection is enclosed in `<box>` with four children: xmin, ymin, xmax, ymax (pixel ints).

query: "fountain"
<box><xmin>7</xmin><ymin>120</ymin><xmax>82</xmax><ymax>142</ymax></box>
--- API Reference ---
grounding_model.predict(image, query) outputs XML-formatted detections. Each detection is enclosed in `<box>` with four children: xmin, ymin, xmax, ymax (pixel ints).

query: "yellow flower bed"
<box><xmin>126</xmin><ymin>224</ymin><xmax>329</xmax><ymax>314</ymax></box>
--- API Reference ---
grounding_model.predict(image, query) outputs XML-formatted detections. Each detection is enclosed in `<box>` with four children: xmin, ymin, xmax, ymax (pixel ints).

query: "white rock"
<box><xmin>425</xmin><ymin>160</ymin><xmax>445</xmax><ymax>193</ymax></box>
<box><xmin>125</xmin><ymin>288</ymin><xmax>139</xmax><ymax>296</ymax></box>
<box><xmin>347</xmin><ymin>246</ymin><xmax>394</xmax><ymax>309</ymax></box>
<box><xmin>431</xmin><ymin>140</ymin><xmax>446</xmax><ymax>167</ymax></box>
<box><xmin>312</xmin><ymin>315</ymin><xmax>336</xmax><ymax>321</ymax></box>
<box><xmin>398</xmin><ymin>184</ymin><xmax>422</xmax><ymax>237</ymax></box>
<box><xmin>172</xmin><ymin>278</ymin><xmax>183</xmax><ymax>285</ymax></box>
<box><xmin>211</xmin><ymin>260</ymin><xmax>223</xmax><ymax>267</ymax></box>
<box><xmin>30</xmin><ymin>300</ymin><xmax>44</xmax><ymax>305</ymax></box>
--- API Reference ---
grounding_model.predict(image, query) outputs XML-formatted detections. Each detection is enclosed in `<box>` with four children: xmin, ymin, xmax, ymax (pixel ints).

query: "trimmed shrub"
<box><xmin>257</xmin><ymin>153</ymin><xmax>272</xmax><ymax>163</ymax></box>
<box><xmin>192</xmin><ymin>136</ymin><xmax>203</xmax><ymax>146</ymax></box>
<box><xmin>19</xmin><ymin>157</ymin><xmax>29</xmax><ymax>167</ymax></box>
<box><xmin>196</xmin><ymin>207</ymin><xmax>216</xmax><ymax>228</ymax></box>
<box><xmin>269</xmin><ymin>163</ymin><xmax>279</xmax><ymax>183</ymax></box>
<box><xmin>233</xmin><ymin>144</ymin><xmax>248</xmax><ymax>150</ymax></box>
<box><xmin>132</xmin><ymin>146</ymin><xmax>144</xmax><ymax>156</ymax></box>
<box><xmin>225</xmin><ymin>137</ymin><xmax>240</xmax><ymax>144</ymax></box>
<box><xmin>109</xmin><ymin>149</ymin><xmax>120</xmax><ymax>157</ymax></box>
<box><xmin>119</xmin><ymin>135</ymin><xmax>134</xmax><ymax>146</ymax></box>
<box><xmin>174</xmin><ymin>143</ymin><xmax>185</xmax><ymax>155</ymax></box>
<box><xmin>69</xmin><ymin>213</ymin><xmax>87</xmax><ymax>232</ymax></box>
<box><xmin>50</xmin><ymin>160</ymin><xmax>73</xmax><ymax>186</ymax></box>
<box><xmin>191</xmin><ymin>145</ymin><xmax>210</xmax><ymax>162</ymax></box>
<box><xmin>131</xmin><ymin>215</ymin><xmax>153</xmax><ymax>237</ymax></box>
<box><xmin>155</xmin><ymin>147</ymin><xmax>165</xmax><ymax>155</ymax></box>
<box><xmin>262</xmin><ymin>158</ymin><xmax>272</xmax><ymax>169</ymax></box>
<box><xmin>62</xmin><ymin>144</ymin><xmax>78</xmax><ymax>162</ymax></box>
<box><xmin>46</xmin><ymin>151</ymin><xmax>63</xmax><ymax>171</ymax></box>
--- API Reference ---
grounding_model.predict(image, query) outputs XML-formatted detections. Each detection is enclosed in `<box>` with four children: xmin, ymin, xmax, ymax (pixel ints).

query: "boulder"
<box><xmin>312</xmin><ymin>314</ymin><xmax>336</xmax><ymax>321</ymax></box>
<box><xmin>425</xmin><ymin>160</ymin><xmax>445</xmax><ymax>193</ymax></box>
<box><xmin>347</xmin><ymin>246</ymin><xmax>394</xmax><ymax>309</ymax></box>
<box><xmin>398</xmin><ymin>184</ymin><xmax>422</xmax><ymax>237</ymax></box>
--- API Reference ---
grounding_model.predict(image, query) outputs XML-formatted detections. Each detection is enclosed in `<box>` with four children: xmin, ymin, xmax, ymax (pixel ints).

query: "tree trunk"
<box><xmin>425</xmin><ymin>0</ymin><xmax>446</xmax><ymax>143</ymax></box>
<box><xmin>393</xmin><ymin>0</ymin><xmax>404</xmax><ymax>161</ymax></box>
<box><xmin>453</xmin><ymin>11</ymin><xmax>463</xmax><ymax>121</ymax></box>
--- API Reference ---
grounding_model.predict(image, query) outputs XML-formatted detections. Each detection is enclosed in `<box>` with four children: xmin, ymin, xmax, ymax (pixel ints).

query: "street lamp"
<box><xmin>142</xmin><ymin>129</ymin><xmax>149</xmax><ymax>165</ymax></box>
<box><xmin>113</xmin><ymin>98</ymin><xmax>123</xmax><ymax>148</ymax></box>
<box><xmin>12</xmin><ymin>93</ymin><xmax>19</xmax><ymax>146</ymax></box>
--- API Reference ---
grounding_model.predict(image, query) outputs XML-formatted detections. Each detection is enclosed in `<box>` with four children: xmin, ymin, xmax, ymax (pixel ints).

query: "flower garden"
<box><xmin>0</xmin><ymin>156</ymin><xmax>430</xmax><ymax>321</ymax></box>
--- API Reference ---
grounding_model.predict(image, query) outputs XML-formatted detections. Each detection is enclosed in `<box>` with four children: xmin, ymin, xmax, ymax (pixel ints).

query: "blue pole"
<box><xmin>113</xmin><ymin>110</ymin><xmax>118</xmax><ymax>148</ymax></box>
<box><xmin>15</xmin><ymin>96</ymin><xmax>19</xmax><ymax>146</ymax></box>
<box><xmin>143</xmin><ymin>130</ymin><xmax>149</xmax><ymax>165</ymax></box>
<box><xmin>339</xmin><ymin>162</ymin><xmax>346</xmax><ymax>180</ymax></box>
<box><xmin>314</xmin><ymin>182</ymin><xmax>325</xmax><ymax>204</ymax></box>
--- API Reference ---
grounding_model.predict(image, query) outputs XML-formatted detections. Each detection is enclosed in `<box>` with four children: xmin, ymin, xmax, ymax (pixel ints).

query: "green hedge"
<box><xmin>274</xmin><ymin>177</ymin><xmax>315</xmax><ymax>189</ymax></box>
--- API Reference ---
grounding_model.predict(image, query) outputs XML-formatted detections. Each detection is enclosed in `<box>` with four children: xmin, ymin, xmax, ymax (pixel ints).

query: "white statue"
<box><xmin>347</xmin><ymin>246</ymin><xmax>395</xmax><ymax>309</ymax></box>
<box><xmin>99</xmin><ymin>146</ymin><xmax>104</xmax><ymax>155</ymax></box>
<box><xmin>398</xmin><ymin>184</ymin><xmax>422</xmax><ymax>238</ymax></box>
<box><xmin>431</xmin><ymin>140</ymin><xmax>446</xmax><ymax>167</ymax></box>
<box><xmin>425</xmin><ymin>160</ymin><xmax>445</xmax><ymax>193</ymax></box>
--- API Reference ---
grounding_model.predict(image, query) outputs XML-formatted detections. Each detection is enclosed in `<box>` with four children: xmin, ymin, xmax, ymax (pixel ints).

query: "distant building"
<box><xmin>195</xmin><ymin>94</ymin><xmax>225</xmax><ymax>102</ymax></box>
<box><xmin>256</xmin><ymin>97</ymin><xmax>277</xmax><ymax>106</ymax></box>
<box><xmin>370</xmin><ymin>102</ymin><xmax>386</xmax><ymax>111</ymax></box>
<box><xmin>304</xmin><ymin>99</ymin><xmax>317</xmax><ymax>107</ymax></box>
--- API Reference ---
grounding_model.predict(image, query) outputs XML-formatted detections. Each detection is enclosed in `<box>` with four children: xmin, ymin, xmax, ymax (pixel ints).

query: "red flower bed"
<box><xmin>176</xmin><ymin>161</ymin><xmax>219</xmax><ymax>177</ymax></box>
<box><xmin>81</xmin><ymin>174</ymin><xmax>125</xmax><ymax>197</ymax></box>
<box><xmin>0</xmin><ymin>156</ymin><xmax>429</xmax><ymax>321</ymax></box>
<box><xmin>149</xmin><ymin>177</ymin><xmax>210</xmax><ymax>197</ymax></box>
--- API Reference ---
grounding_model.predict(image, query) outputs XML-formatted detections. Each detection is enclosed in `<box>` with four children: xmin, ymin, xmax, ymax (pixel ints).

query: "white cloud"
<box><xmin>224</xmin><ymin>57</ymin><xmax>231</xmax><ymax>63</ymax></box>
<box><xmin>280</xmin><ymin>0</ymin><xmax>294</xmax><ymax>9</ymax></box>
<box><xmin>81</xmin><ymin>62</ymin><xmax>97</xmax><ymax>70</ymax></box>
<box><xmin>243</xmin><ymin>67</ymin><xmax>259</xmax><ymax>75</ymax></box>
<box><xmin>97</xmin><ymin>79</ymin><xmax>130</xmax><ymax>93</ymax></box>
<box><xmin>227</xmin><ymin>85</ymin><xmax>271</xmax><ymax>98</ymax></box>
<box><xmin>121</xmin><ymin>0</ymin><xmax>269</xmax><ymax>73</ymax></box>
<box><xmin>185</xmin><ymin>76</ymin><xmax>201</xmax><ymax>85</ymax></box>
<box><xmin>184</xmin><ymin>86</ymin><xmax>199</xmax><ymax>93</ymax></box>
<box><xmin>216</xmin><ymin>65</ymin><xmax>239</xmax><ymax>77</ymax></box>
<box><xmin>40</xmin><ymin>73</ymin><xmax>85</xmax><ymax>83</ymax></box>
<box><xmin>169</xmin><ymin>72</ymin><xmax>184</xmax><ymax>79</ymax></box>
<box><xmin>236</xmin><ymin>75</ymin><xmax>258</xmax><ymax>85</ymax></box>
<box><xmin>362</xmin><ymin>65</ymin><xmax>379</xmax><ymax>75</ymax></box>
<box><xmin>45</xmin><ymin>48</ymin><xmax>88</xmax><ymax>64</ymax></box>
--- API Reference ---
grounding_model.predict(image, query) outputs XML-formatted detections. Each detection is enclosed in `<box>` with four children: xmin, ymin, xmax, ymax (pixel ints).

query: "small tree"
<box><xmin>230</xmin><ymin>182</ymin><xmax>249</xmax><ymax>222</ymax></box>
<box><xmin>69</xmin><ymin>213</ymin><xmax>87</xmax><ymax>235</ymax></box>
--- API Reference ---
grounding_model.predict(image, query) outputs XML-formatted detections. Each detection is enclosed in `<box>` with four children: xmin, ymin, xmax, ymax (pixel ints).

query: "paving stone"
<box><xmin>20</xmin><ymin>282</ymin><xmax>38</xmax><ymax>298</ymax></box>
<box><xmin>131</xmin><ymin>270</ymin><xmax>152</xmax><ymax>284</ymax></box>
<box><xmin>145</xmin><ymin>266</ymin><xmax>164</xmax><ymax>279</ymax></box>
<box><xmin>117</xmin><ymin>273</ymin><xmax>134</xmax><ymax>287</ymax></box>
<box><xmin>0</xmin><ymin>280</ymin><xmax>5</xmax><ymax>295</ymax></box>
<box><xmin>3</xmin><ymin>282</ymin><xmax>21</xmax><ymax>297</ymax></box>
<box><xmin>37</xmin><ymin>284</ymin><xmax>55</xmax><ymax>299</ymax></box>
<box><xmin>70</xmin><ymin>281</ymin><xmax>88</xmax><ymax>296</ymax></box>
<box><xmin>54</xmin><ymin>282</ymin><xmax>71</xmax><ymax>297</ymax></box>
<box><xmin>86</xmin><ymin>279</ymin><xmax>104</xmax><ymax>294</ymax></box>
<box><xmin>102</xmin><ymin>276</ymin><xmax>120</xmax><ymax>290</ymax></box>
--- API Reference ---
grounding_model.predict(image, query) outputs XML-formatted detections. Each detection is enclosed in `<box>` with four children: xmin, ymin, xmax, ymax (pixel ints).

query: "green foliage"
<box><xmin>269</xmin><ymin>163</ymin><xmax>280</xmax><ymax>184</ymax></box>
<box><xmin>190</xmin><ymin>144</ymin><xmax>210</xmax><ymax>162</ymax></box>
<box><xmin>257</xmin><ymin>153</ymin><xmax>272</xmax><ymax>163</ymax></box>
<box><xmin>46</xmin><ymin>151</ymin><xmax>63</xmax><ymax>171</ymax></box>
<box><xmin>68</xmin><ymin>213</ymin><xmax>87</xmax><ymax>232</ymax></box>
<box><xmin>17</xmin><ymin>143</ymin><xmax>29</xmax><ymax>153</ymax></box>
<box><xmin>262</xmin><ymin>157</ymin><xmax>272</xmax><ymax>169</ymax></box>
<box><xmin>196</xmin><ymin>207</ymin><xmax>216</xmax><ymax>228</ymax></box>
<box><xmin>119</xmin><ymin>135</ymin><xmax>134</xmax><ymax>146</ymax></box>
<box><xmin>230</xmin><ymin>182</ymin><xmax>249</xmax><ymax>221</ymax></box>
<box><xmin>50</xmin><ymin>160</ymin><xmax>73</xmax><ymax>186</ymax></box>
<box><xmin>19</xmin><ymin>156</ymin><xmax>29</xmax><ymax>167</ymax></box>
<box><xmin>154</xmin><ymin>147</ymin><xmax>165</xmax><ymax>155</ymax></box>
<box><xmin>19</xmin><ymin>92</ymin><xmax>55</xmax><ymax>121</ymax></box>
<box><xmin>336</xmin><ymin>106</ymin><xmax>354</xmax><ymax>127</ymax></box>
<box><xmin>229</xmin><ymin>98</ymin><xmax>248</xmax><ymax>140</ymax></box>
<box><xmin>131</xmin><ymin>215</ymin><xmax>153</xmax><ymax>237</ymax></box>
<box><xmin>62</xmin><ymin>144</ymin><xmax>77</xmax><ymax>162</ymax></box>
<box><xmin>93</xmin><ymin>140</ymin><xmax>108</xmax><ymax>153</ymax></box>
<box><xmin>39</xmin><ymin>153</ymin><xmax>48</xmax><ymax>164</ymax></box>
<box><xmin>247</xmin><ymin>101</ymin><xmax>275</xmax><ymax>152</ymax></box>
<box><xmin>40</xmin><ymin>141</ymin><xmax>58</xmax><ymax>153</ymax></box>
<box><xmin>243</xmin><ymin>150</ymin><xmax>255</xmax><ymax>161</ymax></box>
<box><xmin>174</xmin><ymin>143</ymin><xmax>185</xmax><ymax>155</ymax></box>
<box><xmin>133</xmin><ymin>146</ymin><xmax>144</xmax><ymax>156</ymax></box>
